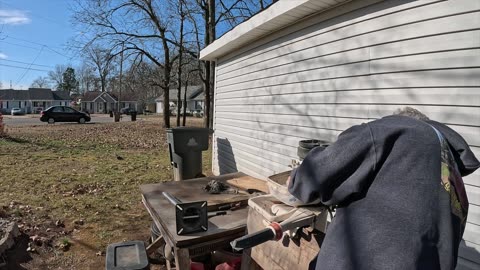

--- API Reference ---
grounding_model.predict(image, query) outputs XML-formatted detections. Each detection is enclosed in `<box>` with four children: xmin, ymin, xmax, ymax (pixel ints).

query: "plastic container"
<box><xmin>267</xmin><ymin>171</ymin><xmax>321</xmax><ymax>207</ymax></box>
<box><xmin>106</xmin><ymin>241</ymin><xmax>149</xmax><ymax>270</ymax></box>
<box><xmin>297</xmin><ymin>139</ymin><xmax>330</xmax><ymax>160</ymax></box>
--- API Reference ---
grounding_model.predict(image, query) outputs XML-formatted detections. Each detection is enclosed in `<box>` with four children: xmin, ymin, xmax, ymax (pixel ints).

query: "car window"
<box><xmin>64</xmin><ymin>107</ymin><xmax>76</xmax><ymax>113</ymax></box>
<box><xmin>51</xmin><ymin>107</ymin><xmax>64</xmax><ymax>113</ymax></box>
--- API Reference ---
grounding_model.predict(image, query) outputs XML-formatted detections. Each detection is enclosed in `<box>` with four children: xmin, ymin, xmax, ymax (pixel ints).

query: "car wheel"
<box><xmin>79</xmin><ymin>117</ymin><xmax>86</xmax><ymax>124</ymax></box>
<box><xmin>48</xmin><ymin>118</ymin><xmax>55</xmax><ymax>124</ymax></box>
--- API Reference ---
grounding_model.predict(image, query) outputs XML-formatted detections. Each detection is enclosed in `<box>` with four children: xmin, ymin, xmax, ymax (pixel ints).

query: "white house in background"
<box><xmin>200</xmin><ymin>0</ymin><xmax>480</xmax><ymax>268</ymax></box>
<box><xmin>0</xmin><ymin>88</ymin><xmax>71</xmax><ymax>113</ymax></box>
<box><xmin>80</xmin><ymin>91</ymin><xmax>138</xmax><ymax>114</ymax></box>
<box><xmin>155</xmin><ymin>85</ymin><xmax>205</xmax><ymax>114</ymax></box>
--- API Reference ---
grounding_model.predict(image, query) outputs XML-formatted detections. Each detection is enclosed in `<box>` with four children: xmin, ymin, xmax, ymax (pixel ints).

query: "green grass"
<box><xmin>0</xmin><ymin>119</ymin><xmax>211</xmax><ymax>268</ymax></box>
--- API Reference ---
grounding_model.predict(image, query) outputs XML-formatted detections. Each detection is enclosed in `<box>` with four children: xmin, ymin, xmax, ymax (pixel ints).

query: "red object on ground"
<box><xmin>215</xmin><ymin>257</ymin><xmax>242</xmax><ymax>270</ymax></box>
<box><xmin>191</xmin><ymin>261</ymin><xmax>205</xmax><ymax>270</ymax></box>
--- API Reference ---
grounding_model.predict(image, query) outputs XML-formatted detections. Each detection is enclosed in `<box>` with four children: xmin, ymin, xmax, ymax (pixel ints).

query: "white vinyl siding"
<box><xmin>211</xmin><ymin>0</ymin><xmax>480</xmax><ymax>267</ymax></box>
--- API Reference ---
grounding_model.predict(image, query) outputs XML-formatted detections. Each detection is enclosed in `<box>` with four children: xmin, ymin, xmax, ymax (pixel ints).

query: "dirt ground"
<box><xmin>0</xmin><ymin>117</ymin><xmax>211</xmax><ymax>269</ymax></box>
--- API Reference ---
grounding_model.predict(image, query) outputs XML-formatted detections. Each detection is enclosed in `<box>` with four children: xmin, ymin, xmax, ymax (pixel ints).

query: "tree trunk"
<box><xmin>204</xmin><ymin>0</ymin><xmax>215</xmax><ymax>129</ymax></box>
<box><xmin>162</xmin><ymin>28</ymin><xmax>171</xmax><ymax>128</ymax></box>
<box><xmin>183</xmin><ymin>83</ymin><xmax>187</xmax><ymax>126</ymax></box>
<box><xmin>177</xmin><ymin>5</ymin><xmax>185</xmax><ymax>127</ymax></box>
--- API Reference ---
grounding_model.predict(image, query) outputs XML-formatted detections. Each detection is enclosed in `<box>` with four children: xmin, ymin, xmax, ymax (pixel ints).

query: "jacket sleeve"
<box><xmin>288</xmin><ymin>123</ymin><xmax>377</xmax><ymax>206</ymax></box>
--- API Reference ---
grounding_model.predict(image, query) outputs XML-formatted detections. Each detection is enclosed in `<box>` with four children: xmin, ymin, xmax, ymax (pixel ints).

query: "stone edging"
<box><xmin>0</xmin><ymin>221</ymin><xmax>19</xmax><ymax>255</ymax></box>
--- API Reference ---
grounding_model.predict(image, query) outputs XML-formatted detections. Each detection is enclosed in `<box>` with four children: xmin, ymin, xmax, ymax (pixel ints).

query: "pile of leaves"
<box><xmin>61</xmin><ymin>182</ymin><xmax>113</xmax><ymax>197</ymax></box>
<box><xmin>6</xmin><ymin>121</ymin><xmax>168</xmax><ymax>149</ymax></box>
<box><xmin>2</xmin><ymin>201</ymin><xmax>74</xmax><ymax>254</ymax></box>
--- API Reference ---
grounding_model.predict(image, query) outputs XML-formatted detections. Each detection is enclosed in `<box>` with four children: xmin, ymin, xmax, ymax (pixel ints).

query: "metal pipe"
<box><xmin>162</xmin><ymin>192</ymin><xmax>182</xmax><ymax>205</ymax></box>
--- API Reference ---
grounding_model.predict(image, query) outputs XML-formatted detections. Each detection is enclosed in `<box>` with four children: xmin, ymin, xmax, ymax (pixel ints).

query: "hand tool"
<box><xmin>230</xmin><ymin>208</ymin><xmax>316</xmax><ymax>250</ymax></box>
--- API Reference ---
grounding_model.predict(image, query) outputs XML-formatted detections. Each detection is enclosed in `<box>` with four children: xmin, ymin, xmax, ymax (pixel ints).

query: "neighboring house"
<box><xmin>79</xmin><ymin>91</ymin><xmax>138</xmax><ymax>114</ymax></box>
<box><xmin>0</xmin><ymin>88</ymin><xmax>71</xmax><ymax>113</ymax></box>
<box><xmin>144</xmin><ymin>97</ymin><xmax>157</xmax><ymax>113</ymax></box>
<box><xmin>200</xmin><ymin>0</ymin><xmax>480</xmax><ymax>268</ymax></box>
<box><xmin>155</xmin><ymin>85</ymin><xmax>204</xmax><ymax>114</ymax></box>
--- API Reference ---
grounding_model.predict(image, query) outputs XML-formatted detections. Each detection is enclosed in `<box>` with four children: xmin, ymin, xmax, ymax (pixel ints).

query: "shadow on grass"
<box><xmin>1</xmin><ymin>136</ymin><xmax>31</xmax><ymax>144</ymax></box>
<box><xmin>70</xmin><ymin>238</ymin><xmax>99</xmax><ymax>252</ymax></box>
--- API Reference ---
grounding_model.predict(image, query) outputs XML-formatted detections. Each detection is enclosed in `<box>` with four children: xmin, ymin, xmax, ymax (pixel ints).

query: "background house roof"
<box><xmin>0</xmin><ymin>88</ymin><xmax>72</xmax><ymax>101</ymax></box>
<box><xmin>80</xmin><ymin>91</ymin><xmax>138</xmax><ymax>103</ymax></box>
<box><xmin>80</xmin><ymin>91</ymin><xmax>102</xmax><ymax>102</ymax></box>
<box><xmin>199</xmin><ymin>0</ymin><xmax>349</xmax><ymax>61</ymax></box>
<box><xmin>155</xmin><ymin>85</ymin><xmax>204</xmax><ymax>102</ymax></box>
<box><xmin>0</xmin><ymin>89</ymin><xmax>30</xmax><ymax>100</ymax></box>
<box><xmin>28</xmin><ymin>88</ymin><xmax>54</xmax><ymax>100</ymax></box>
<box><xmin>52</xmin><ymin>91</ymin><xmax>71</xmax><ymax>100</ymax></box>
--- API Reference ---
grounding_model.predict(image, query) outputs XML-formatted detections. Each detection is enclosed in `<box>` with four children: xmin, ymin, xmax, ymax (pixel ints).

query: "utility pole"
<box><xmin>118</xmin><ymin>42</ymin><xmax>124</xmax><ymax>113</ymax></box>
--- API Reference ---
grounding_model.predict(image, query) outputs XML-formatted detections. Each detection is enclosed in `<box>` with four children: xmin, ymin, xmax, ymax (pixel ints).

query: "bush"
<box><xmin>0</xmin><ymin>112</ymin><xmax>5</xmax><ymax>137</ymax></box>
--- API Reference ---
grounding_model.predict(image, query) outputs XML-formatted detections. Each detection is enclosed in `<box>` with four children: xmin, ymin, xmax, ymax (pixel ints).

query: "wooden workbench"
<box><xmin>140</xmin><ymin>172</ymin><xmax>267</xmax><ymax>269</ymax></box>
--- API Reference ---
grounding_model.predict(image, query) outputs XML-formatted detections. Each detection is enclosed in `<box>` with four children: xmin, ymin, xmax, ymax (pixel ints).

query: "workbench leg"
<box><xmin>241</xmin><ymin>248</ymin><xmax>262</xmax><ymax>270</ymax></box>
<box><xmin>166</xmin><ymin>260</ymin><xmax>173</xmax><ymax>270</ymax></box>
<box><xmin>174</xmin><ymin>248</ymin><xmax>190</xmax><ymax>270</ymax></box>
<box><xmin>146</xmin><ymin>235</ymin><xmax>165</xmax><ymax>255</ymax></box>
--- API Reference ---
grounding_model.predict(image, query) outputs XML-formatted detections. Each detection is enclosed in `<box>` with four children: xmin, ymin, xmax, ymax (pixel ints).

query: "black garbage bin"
<box><xmin>114</xmin><ymin>112</ymin><xmax>120</xmax><ymax>122</ymax></box>
<box><xmin>166</xmin><ymin>127</ymin><xmax>209</xmax><ymax>181</ymax></box>
<box><xmin>131</xmin><ymin>111</ymin><xmax>137</xmax><ymax>121</ymax></box>
<box><xmin>109</xmin><ymin>111</ymin><xmax>113</xmax><ymax>117</ymax></box>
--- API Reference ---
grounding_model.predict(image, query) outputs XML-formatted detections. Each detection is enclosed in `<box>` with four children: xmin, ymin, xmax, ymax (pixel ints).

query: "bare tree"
<box><xmin>184</xmin><ymin>0</ymin><xmax>274</xmax><ymax>128</ymax></box>
<box><xmin>72</xmin><ymin>0</ymin><xmax>273</xmax><ymax>127</ymax></box>
<box><xmin>76</xmin><ymin>62</ymin><xmax>97</xmax><ymax>93</ymax></box>
<box><xmin>72</xmin><ymin>0</ymin><xmax>182</xmax><ymax>128</ymax></box>
<box><xmin>48</xmin><ymin>64</ymin><xmax>68</xmax><ymax>90</ymax></box>
<box><xmin>83</xmin><ymin>46</ymin><xmax>116</xmax><ymax>93</ymax></box>
<box><xmin>30</xmin><ymin>76</ymin><xmax>51</xmax><ymax>88</ymax></box>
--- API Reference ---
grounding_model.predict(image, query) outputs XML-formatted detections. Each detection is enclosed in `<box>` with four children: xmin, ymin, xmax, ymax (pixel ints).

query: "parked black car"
<box><xmin>120</xmin><ymin>107</ymin><xmax>136</xmax><ymax>115</ymax></box>
<box><xmin>40</xmin><ymin>106</ymin><xmax>91</xmax><ymax>124</ymax></box>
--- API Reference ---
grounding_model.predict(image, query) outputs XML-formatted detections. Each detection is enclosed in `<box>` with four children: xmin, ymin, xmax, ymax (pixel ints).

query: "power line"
<box><xmin>16</xmin><ymin>46</ymin><xmax>45</xmax><ymax>84</ymax></box>
<box><xmin>0</xmin><ymin>63</ymin><xmax>49</xmax><ymax>72</ymax></box>
<box><xmin>0</xmin><ymin>58</ymin><xmax>54</xmax><ymax>68</ymax></box>
<box><xmin>4</xmin><ymin>35</ymin><xmax>65</xmax><ymax>53</ymax></box>
<box><xmin>1</xmin><ymin>40</ymin><xmax>39</xmax><ymax>50</ymax></box>
<box><xmin>2</xmin><ymin>35</ymin><xmax>74</xmax><ymax>60</ymax></box>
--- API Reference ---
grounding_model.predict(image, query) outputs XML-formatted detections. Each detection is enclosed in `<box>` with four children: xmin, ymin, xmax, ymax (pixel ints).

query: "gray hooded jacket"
<box><xmin>288</xmin><ymin>115</ymin><xmax>479</xmax><ymax>270</ymax></box>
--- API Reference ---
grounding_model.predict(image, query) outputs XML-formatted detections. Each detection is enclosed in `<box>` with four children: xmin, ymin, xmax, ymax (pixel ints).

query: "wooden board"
<box><xmin>245</xmin><ymin>208</ymin><xmax>324</xmax><ymax>270</ymax></box>
<box><xmin>140</xmin><ymin>172</ymin><xmax>267</xmax><ymax>248</ymax></box>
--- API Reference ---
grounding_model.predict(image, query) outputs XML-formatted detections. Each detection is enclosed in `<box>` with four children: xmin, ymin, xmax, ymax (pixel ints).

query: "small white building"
<box><xmin>200</xmin><ymin>0</ymin><xmax>480</xmax><ymax>268</ymax></box>
<box><xmin>156</xmin><ymin>85</ymin><xmax>205</xmax><ymax>114</ymax></box>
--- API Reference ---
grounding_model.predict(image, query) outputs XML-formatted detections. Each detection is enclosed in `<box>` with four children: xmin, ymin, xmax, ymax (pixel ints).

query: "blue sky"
<box><xmin>0</xmin><ymin>0</ymin><xmax>79</xmax><ymax>89</ymax></box>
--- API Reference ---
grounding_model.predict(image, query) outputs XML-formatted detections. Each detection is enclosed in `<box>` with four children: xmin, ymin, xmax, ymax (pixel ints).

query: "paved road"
<box><xmin>2</xmin><ymin>114</ymin><xmax>142</xmax><ymax>126</ymax></box>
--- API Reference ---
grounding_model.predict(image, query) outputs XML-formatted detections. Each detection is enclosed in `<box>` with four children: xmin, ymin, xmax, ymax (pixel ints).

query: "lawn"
<box><xmin>0</xmin><ymin>117</ymin><xmax>211</xmax><ymax>269</ymax></box>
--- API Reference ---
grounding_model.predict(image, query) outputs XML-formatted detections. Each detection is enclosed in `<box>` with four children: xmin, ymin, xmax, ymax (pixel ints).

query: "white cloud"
<box><xmin>0</xmin><ymin>9</ymin><xmax>31</xmax><ymax>25</ymax></box>
<box><xmin>0</xmin><ymin>53</ymin><xmax>7</xmax><ymax>59</ymax></box>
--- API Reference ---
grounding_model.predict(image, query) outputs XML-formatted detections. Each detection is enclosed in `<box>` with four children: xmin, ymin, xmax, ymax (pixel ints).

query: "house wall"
<box><xmin>156</xmin><ymin>101</ymin><xmax>164</xmax><ymax>114</ymax></box>
<box><xmin>212</xmin><ymin>0</ymin><xmax>480</xmax><ymax>268</ymax></box>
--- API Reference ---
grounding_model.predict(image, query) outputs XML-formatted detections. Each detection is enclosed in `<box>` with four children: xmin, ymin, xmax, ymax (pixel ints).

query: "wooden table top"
<box><xmin>140</xmin><ymin>172</ymin><xmax>268</xmax><ymax>248</ymax></box>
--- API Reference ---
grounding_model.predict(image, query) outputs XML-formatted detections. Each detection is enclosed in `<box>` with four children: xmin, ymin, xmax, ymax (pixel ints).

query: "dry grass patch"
<box><xmin>0</xmin><ymin>119</ymin><xmax>211</xmax><ymax>269</ymax></box>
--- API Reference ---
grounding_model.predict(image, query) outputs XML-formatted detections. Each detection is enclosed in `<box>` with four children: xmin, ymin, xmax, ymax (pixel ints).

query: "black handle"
<box><xmin>230</xmin><ymin>228</ymin><xmax>275</xmax><ymax>251</ymax></box>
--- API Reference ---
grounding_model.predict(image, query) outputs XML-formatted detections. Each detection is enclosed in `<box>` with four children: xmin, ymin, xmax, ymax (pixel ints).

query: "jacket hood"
<box><xmin>427</xmin><ymin>120</ymin><xmax>480</xmax><ymax>176</ymax></box>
